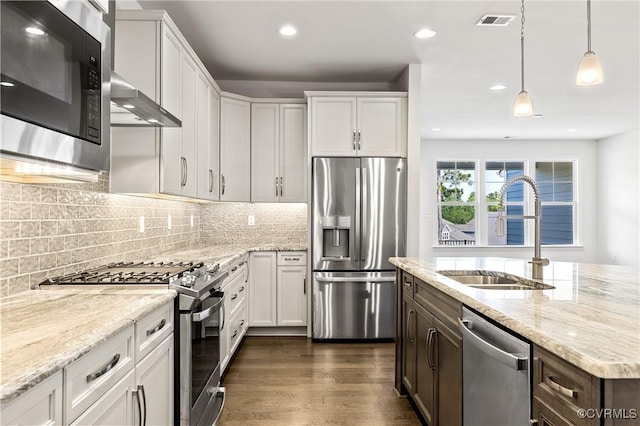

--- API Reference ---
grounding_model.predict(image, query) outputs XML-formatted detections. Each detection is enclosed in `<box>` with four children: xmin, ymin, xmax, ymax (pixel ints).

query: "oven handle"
<box><xmin>191</xmin><ymin>297</ymin><xmax>224</xmax><ymax>322</ymax></box>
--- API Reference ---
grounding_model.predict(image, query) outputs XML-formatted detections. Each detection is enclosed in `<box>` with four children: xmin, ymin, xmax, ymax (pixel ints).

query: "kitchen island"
<box><xmin>391</xmin><ymin>257</ymin><xmax>640</xmax><ymax>426</ymax></box>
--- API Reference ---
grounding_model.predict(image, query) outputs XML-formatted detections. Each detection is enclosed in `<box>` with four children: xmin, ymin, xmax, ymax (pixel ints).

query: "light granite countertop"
<box><xmin>146</xmin><ymin>243</ymin><xmax>307</xmax><ymax>270</ymax></box>
<box><xmin>0</xmin><ymin>288</ymin><xmax>176</xmax><ymax>403</ymax></box>
<box><xmin>390</xmin><ymin>257</ymin><xmax>640</xmax><ymax>379</ymax></box>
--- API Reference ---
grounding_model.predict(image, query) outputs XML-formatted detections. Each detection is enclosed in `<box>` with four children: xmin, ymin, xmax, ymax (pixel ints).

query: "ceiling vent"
<box><xmin>476</xmin><ymin>14</ymin><xmax>516</xmax><ymax>26</ymax></box>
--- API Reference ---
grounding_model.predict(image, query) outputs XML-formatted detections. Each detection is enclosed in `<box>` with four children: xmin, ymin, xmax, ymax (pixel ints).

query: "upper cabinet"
<box><xmin>220</xmin><ymin>95</ymin><xmax>251</xmax><ymax>202</ymax></box>
<box><xmin>307</xmin><ymin>92</ymin><xmax>407</xmax><ymax>157</ymax></box>
<box><xmin>196</xmin><ymin>78</ymin><xmax>221</xmax><ymax>201</ymax></box>
<box><xmin>251</xmin><ymin>103</ymin><xmax>307</xmax><ymax>202</ymax></box>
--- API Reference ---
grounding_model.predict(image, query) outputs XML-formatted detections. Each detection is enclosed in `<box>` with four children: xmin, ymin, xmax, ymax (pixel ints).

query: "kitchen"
<box><xmin>1</xmin><ymin>0</ymin><xmax>638</xmax><ymax>425</ymax></box>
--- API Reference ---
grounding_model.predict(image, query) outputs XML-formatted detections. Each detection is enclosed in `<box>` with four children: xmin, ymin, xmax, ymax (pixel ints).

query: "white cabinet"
<box><xmin>220</xmin><ymin>95</ymin><xmax>251</xmax><ymax>202</ymax></box>
<box><xmin>277</xmin><ymin>252</ymin><xmax>307</xmax><ymax>326</ymax></box>
<box><xmin>219</xmin><ymin>256</ymin><xmax>249</xmax><ymax>373</ymax></box>
<box><xmin>196</xmin><ymin>76</ymin><xmax>220</xmax><ymax>201</ymax></box>
<box><xmin>251</xmin><ymin>103</ymin><xmax>307</xmax><ymax>202</ymax></box>
<box><xmin>308</xmin><ymin>93</ymin><xmax>407</xmax><ymax>157</ymax></box>
<box><xmin>248</xmin><ymin>252</ymin><xmax>277</xmax><ymax>327</ymax></box>
<box><xmin>249</xmin><ymin>251</ymin><xmax>308</xmax><ymax>328</ymax></box>
<box><xmin>69</xmin><ymin>370</ymin><xmax>136</xmax><ymax>426</ymax></box>
<box><xmin>0</xmin><ymin>370</ymin><xmax>62</xmax><ymax>426</ymax></box>
<box><xmin>134</xmin><ymin>335</ymin><xmax>174</xmax><ymax>426</ymax></box>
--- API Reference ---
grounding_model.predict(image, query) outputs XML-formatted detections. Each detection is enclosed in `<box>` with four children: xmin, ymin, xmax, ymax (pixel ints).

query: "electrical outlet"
<box><xmin>167</xmin><ymin>215</ymin><xmax>172</xmax><ymax>230</ymax></box>
<box><xmin>190</xmin><ymin>215</ymin><xmax>194</xmax><ymax>227</ymax></box>
<box><xmin>139</xmin><ymin>216</ymin><xmax>145</xmax><ymax>234</ymax></box>
<box><xmin>248</xmin><ymin>215</ymin><xmax>255</xmax><ymax>226</ymax></box>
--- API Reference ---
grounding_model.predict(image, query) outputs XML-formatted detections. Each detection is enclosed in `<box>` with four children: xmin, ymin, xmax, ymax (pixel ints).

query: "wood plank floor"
<box><xmin>217</xmin><ymin>336</ymin><xmax>421</xmax><ymax>426</ymax></box>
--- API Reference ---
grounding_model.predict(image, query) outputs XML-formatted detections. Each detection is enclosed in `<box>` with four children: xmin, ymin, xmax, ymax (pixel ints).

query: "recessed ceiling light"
<box><xmin>414</xmin><ymin>28</ymin><xmax>437</xmax><ymax>39</ymax></box>
<box><xmin>532</xmin><ymin>114</ymin><xmax>543</xmax><ymax>119</ymax></box>
<box><xmin>566</xmin><ymin>128</ymin><xmax>577</xmax><ymax>132</ymax></box>
<box><xmin>25</xmin><ymin>27</ymin><xmax>45</xmax><ymax>36</ymax></box>
<box><xmin>278</xmin><ymin>25</ymin><xmax>297</xmax><ymax>37</ymax></box>
<box><xmin>122</xmin><ymin>104</ymin><xmax>135</xmax><ymax>109</ymax></box>
<box><xmin>148</xmin><ymin>119</ymin><xmax>159</xmax><ymax>123</ymax></box>
<box><xmin>489</xmin><ymin>84</ymin><xmax>507</xmax><ymax>91</ymax></box>
<box><xmin>431</xmin><ymin>128</ymin><xmax>441</xmax><ymax>132</ymax></box>
<box><xmin>1</xmin><ymin>81</ymin><xmax>15</xmax><ymax>87</ymax></box>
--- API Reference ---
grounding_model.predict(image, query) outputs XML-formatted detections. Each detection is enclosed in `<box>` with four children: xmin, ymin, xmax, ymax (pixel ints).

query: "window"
<box><xmin>435</xmin><ymin>160</ymin><xmax>576</xmax><ymax>247</ymax></box>
<box><xmin>436</xmin><ymin>161</ymin><xmax>476</xmax><ymax>246</ymax></box>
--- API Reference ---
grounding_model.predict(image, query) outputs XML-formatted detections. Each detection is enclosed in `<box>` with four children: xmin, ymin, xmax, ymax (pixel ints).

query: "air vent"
<box><xmin>476</xmin><ymin>14</ymin><xmax>516</xmax><ymax>26</ymax></box>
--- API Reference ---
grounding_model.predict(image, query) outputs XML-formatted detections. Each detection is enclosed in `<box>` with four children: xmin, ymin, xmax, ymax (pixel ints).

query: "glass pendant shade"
<box><xmin>513</xmin><ymin>90</ymin><xmax>533</xmax><ymax>117</ymax></box>
<box><xmin>576</xmin><ymin>51</ymin><xmax>604</xmax><ymax>85</ymax></box>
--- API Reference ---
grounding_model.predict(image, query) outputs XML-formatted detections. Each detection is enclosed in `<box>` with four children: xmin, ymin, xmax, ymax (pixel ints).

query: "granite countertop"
<box><xmin>390</xmin><ymin>257</ymin><xmax>640</xmax><ymax>379</ymax></box>
<box><xmin>146</xmin><ymin>243</ymin><xmax>308</xmax><ymax>270</ymax></box>
<box><xmin>0</xmin><ymin>288</ymin><xmax>176</xmax><ymax>403</ymax></box>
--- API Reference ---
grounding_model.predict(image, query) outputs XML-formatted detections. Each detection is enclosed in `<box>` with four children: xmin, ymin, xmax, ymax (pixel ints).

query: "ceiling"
<box><xmin>134</xmin><ymin>0</ymin><xmax>639</xmax><ymax>140</ymax></box>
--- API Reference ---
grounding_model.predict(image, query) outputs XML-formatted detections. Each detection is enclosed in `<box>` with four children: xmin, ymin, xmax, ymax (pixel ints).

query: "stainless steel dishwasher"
<box><xmin>459</xmin><ymin>307</ymin><xmax>531</xmax><ymax>426</ymax></box>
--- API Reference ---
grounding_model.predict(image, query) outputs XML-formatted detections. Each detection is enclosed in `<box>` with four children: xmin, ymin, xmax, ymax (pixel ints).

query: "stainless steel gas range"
<box><xmin>41</xmin><ymin>261</ymin><xmax>229</xmax><ymax>426</ymax></box>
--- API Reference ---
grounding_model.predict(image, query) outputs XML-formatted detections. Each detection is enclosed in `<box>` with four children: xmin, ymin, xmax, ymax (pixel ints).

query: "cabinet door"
<box><xmin>161</xmin><ymin>25</ymin><xmax>181</xmax><ymax>118</ymax></box>
<box><xmin>280</xmin><ymin>104</ymin><xmax>307</xmax><ymax>202</ymax></box>
<box><xmin>177</xmin><ymin>54</ymin><xmax>197</xmax><ymax>197</ymax></box>
<box><xmin>248</xmin><ymin>252</ymin><xmax>277</xmax><ymax>327</ymax></box>
<box><xmin>356</xmin><ymin>97</ymin><xmax>406</xmax><ymax>157</ymax></box>
<box><xmin>414</xmin><ymin>303</ymin><xmax>436</xmax><ymax>425</ymax></box>
<box><xmin>196</xmin><ymin>74</ymin><xmax>220</xmax><ymax>200</ymax></box>
<box><xmin>435</xmin><ymin>318</ymin><xmax>462</xmax><ymax>426</ymax></box>
<box><xmin>135</xmin><ymin>335</ymin><xmax>174</xmax><ymax>426</ymax></box>
<box><xmin>277</xmin><ymin>266</ymin><xmax>307</xmax><ymax>326</ymax></box>
<box><xmin>310</xmin><ymin>97</ymin><xmax>357</xmax><ymax>156</ymax></box>
<box><xmin>220</xmin><ymin>297</ymin><xmax>231</xmax><ymax>373</ymax></box>
<box><xmin>1</xmin><ymin>371</ymin><xmax>62</xmax><ymax>426</ymax></box>
<box><xmin>220</xmin><ymin>97</ymin><xmax>251</xmax><ymax>201</ymax></box>
<box><xmin>251</xmin><ymin>103</ymin><xmax>280</xmax><ymax>202</ymax></box>
<box><xmin>402</xmin><ymin>294</ymin><xmax>416</xmax><ymax>394</ymax></box>
<box><xmin>70</xmin><ymin>370</ymin><xmax>135</xmax><ymax>426</ymax></box>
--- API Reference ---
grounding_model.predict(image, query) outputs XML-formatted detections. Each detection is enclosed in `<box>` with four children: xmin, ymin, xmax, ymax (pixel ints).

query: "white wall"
<box><xmin>420</xmin><ymin>139</ymin><xmax>599</xmax><ymax>263</ymax></box>
<box><xmin>597</xmin><ymin>129</ymin><xmax>640</xmax><ymax>267</ymax></box>
<box><xmin>216</xmin><ymin>80</ymin><xmax>395</xmax><ymax>99</ymax></box>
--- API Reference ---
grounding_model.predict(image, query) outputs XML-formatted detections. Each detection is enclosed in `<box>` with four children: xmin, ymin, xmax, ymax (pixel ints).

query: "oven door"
<box><xmin>0</xmin><ymin>0</ymin><xmax>110</xmax><ymax>172</ymax></box>
<box><xmin>181</xmin><ymin>292</ymin><xmax>226</xmax><ymax>426</ymax></box>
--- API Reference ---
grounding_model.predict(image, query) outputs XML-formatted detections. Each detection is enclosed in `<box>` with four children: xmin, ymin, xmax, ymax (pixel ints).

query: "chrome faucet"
<box><xmin>495</xmin><ymin>175</ymin><xmax>549</xmax><ymax>280</ymax></box>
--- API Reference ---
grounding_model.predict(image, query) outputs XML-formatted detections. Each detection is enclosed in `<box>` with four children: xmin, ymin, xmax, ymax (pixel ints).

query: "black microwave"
<box><xmin>0</xmin><ymin>0</ymin><xmax>110</xmax><ymax>172</ymax></box>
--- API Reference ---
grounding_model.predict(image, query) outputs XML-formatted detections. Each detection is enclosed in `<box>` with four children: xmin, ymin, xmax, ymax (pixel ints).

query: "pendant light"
<box><xmin>576</xmin><ymin>0</ymin><xmax>604</xmax><ymax>85</ymax></box>
<box><xmin>513</xmin><ymin>0</ymin><xmax>533</xmax><ymax>117</ymax></box>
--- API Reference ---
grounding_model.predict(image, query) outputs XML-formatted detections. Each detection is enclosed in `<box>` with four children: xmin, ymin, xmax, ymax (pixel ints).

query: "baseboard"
<box><xmin>246</xmin><ymin>326</ymin><xmax>307</xmax><ymax>336</ymax></box>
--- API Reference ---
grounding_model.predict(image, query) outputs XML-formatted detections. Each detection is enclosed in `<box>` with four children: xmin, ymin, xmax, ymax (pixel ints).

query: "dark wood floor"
<box><xmin>218</xmin><ymin>336</ymin><xmax>421</xmax><ymax>426</ymax></box>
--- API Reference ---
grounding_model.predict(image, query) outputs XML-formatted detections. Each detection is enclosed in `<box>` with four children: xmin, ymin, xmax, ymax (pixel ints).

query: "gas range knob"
<box><xmin>181</xmin><ymin>275</ymin><xmax>196</xmax><ymax>288</ymax></box>
<box><xmin>206</xmin><ymin>264</ymin><xmax>220</xmax><ymax>274</ymax></box>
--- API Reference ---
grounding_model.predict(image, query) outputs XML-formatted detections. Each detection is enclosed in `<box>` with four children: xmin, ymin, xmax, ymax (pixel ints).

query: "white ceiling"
<box><xmin>134</xmin><ymin>0</ymin><xmax>639</xmax><ymax>140</ymax></box>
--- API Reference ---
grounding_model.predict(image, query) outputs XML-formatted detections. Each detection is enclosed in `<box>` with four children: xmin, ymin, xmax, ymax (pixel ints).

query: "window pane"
<box><xmin>538</xmin><ymin>182</ymin><xmax>554</xmax><ymax>202</ymax></box>
<box><xmin>554</xmin><ymin>182</ymin><xmax>573</xmax><ymax>202</ymax></box>
<box><xmin>536</xmin><ymin>162</ymin><xmax>554</xmax><ymax>182</ymax></box>
<box><xmin>487</xmin><ymin>206</ymin><xmax>524</xmax><ymax>245</ymax></box>
<box><xmin>485</xmin><ymin>161</ymin><xmax>524</xmax><ymax>202</ymax></box>
<box><xmin>437</xmin><ymin>162</ymin><xmax>475</xmax><ymax>203</ymax></box>
<box><xmin>554</xmin><ymin>162</ymin><xmax>573</xmax><ymax>180</ymax></box>
<box><xmin>541</xmin><ymin>205</ymin><xmax>573</xmax><ymax>245</ymax></box>
<box><xmin>438</xmin><ymin>206</ymin><xmax>476</xmax><ymax>246</ymax></box>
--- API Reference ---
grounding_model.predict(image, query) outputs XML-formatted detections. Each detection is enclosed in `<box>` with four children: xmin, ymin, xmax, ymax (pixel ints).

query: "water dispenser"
<box><xmin>321</xmin><ymin>216</ymin><xmax>351</xmax><ymax>259</ymax></box>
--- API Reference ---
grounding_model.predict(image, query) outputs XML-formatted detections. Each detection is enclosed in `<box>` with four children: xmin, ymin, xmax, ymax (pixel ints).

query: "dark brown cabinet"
<box><xmin>396</xmin><ymin>269</ymin><xmax>462</xmax><ymax>426</ymax></box>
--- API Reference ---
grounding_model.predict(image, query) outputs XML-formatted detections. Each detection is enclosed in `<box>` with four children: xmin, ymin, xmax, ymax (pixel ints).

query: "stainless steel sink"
<box><xmin>436</xmin><ymin>270</ymin><xmax>555</xmax><ymax>290</ymax></box>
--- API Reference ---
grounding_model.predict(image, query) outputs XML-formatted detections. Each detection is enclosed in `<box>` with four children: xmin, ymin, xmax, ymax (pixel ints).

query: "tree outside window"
<box><xmin>436</xmin><ymin>161</ymin><xmax>476</xmax><ymax>246</ymax></box>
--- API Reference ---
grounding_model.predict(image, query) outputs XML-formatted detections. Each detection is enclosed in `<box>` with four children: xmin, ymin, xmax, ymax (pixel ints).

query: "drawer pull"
<box><xmin>232</xmin><ymin>330</ymin><xmax>238</xmax><ymax>338</ymax></box>
<box><xmin>240</xmin><ymin>319</ymin><xmax>245</xmax><ymax>326</ymax></box>
<box><xmin>403</xmin><ymin>281</ymin><xmax>412</xmax><ymax>288</ymax></box>
<box><xmin>231</xmin><ymin>294</ymin><xmax>238</xmax><ymax>300</ymax></box>
<box><xmin>239</xmin><ymin>286</ymin><xmax>245</xmax><ymax>292</ymax></box>
<box><xmin>87</xmin><ymin>353</ymin><xmax>120</xmax><ymax>383</ymax></box>
<box><xmin>231</xmin><ymin>266</ymin><xmax>238</xmax><ymax>272</ymax></box>
<box><xmin>545</xmin><ymin>376</ymin><xmax>577</xmax><ymax>398</ymax></box>
<box><xmin>146</xmin><ymin>319</ymin><xmax>166</xmax><ymax>337</ymax></box>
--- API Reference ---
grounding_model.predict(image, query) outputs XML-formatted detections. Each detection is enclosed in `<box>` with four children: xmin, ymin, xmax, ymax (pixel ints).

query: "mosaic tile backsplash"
<box><xmin>0</xmin><ymin>173</ymin><xmax>308</xmax><ymax>296</ymax></box>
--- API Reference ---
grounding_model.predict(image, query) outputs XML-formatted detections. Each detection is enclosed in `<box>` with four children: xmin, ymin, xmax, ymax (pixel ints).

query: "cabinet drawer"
<box><xmin>1</xmin><ymin>370</ymin><xmax>62</xmax><ymax>426</ymax></box>
<box><xmin>226</xmin><ymin>271</ymin><xmax>247</xmax><ymax>318</ymax></box>
<box><xmin>229</xmin><ymin>304</ymin><xmax>247</xmax><ymax>355</ymax></box>
<box><xmin>533</xmin><ymin>397</ymin><xmax>574</xmax><ymax>426</ymax></box>
<box><xmin>64</xmin><ymin>325</ymin><xmax>135</xmax><ymax>424</ymax></box>
<box><xmin>414</xmin><ymin>278</ymin><xmax>461</xmax><ymax>332</ymax></box>
<box><xmin>135</xmin><ymin>301</ymin><xmax>174</xmax><ymax>362</ymax></box>
<box><xmin>401</xmin><ymin>270</ymin><xmax>414</xmax><ymax>296</ymax></box>
<box><xmin>277</xmin><ymin>251</ymin><xmax>307</xmax><ymax>266</ymax></box>
<box><xmin>534</xmin><ymin>346</ymin><xmax>601</xmax><ymax>426</ymax></box>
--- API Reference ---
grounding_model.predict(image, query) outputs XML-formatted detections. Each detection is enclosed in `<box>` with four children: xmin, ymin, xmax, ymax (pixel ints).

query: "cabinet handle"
<box><xmin>352</xmin><ymin>130</ymin><xmax>356</xmax><ymax>150</ymax></box>
<box><xmin>86</xmin><ymin>353</ymin><xmax>120</xmax><ymax>382</ymax></box>
<box><xmin>231</xmin><ymin>294</ymin><xmax>238</xmax><ymax>300</ymax></box>
<box><xmin>146</xmin><ymin>318</ymin><xmax>166</xmax><ymax>336</ymax></box>
<box><xmin>280</xmin><ymin>176</ymin><xmax>283</xmax><ymax>197</ymax></box>
<box><xmin>275</xmin><ymin>176</ymin><xmax>279</xmax><ymax>196</ymax></box>
<box><xmin>427</xmin><ymin>328</ymin><xmax>437</xmax><ymax>371</ymax></box>
<box><xmin>220</xmin><ymin>303</ymin><xmax>226</xmax><ymax>331</ymax></box>
<box><xmin>134</xmin><ymin>386</ymin><xmax>143</xmax><ymax>426</ymax></box>
<box><xmin>403</xmin><ymin>280</ymin><xmax>411</xmax><ymax>289</ymax></box>
<box><xmin>180</xmin><ymin>157</ymin><xmax>185</xmax><ymax>186</ymax></box>
<box><xmin>209</xmin><ymin>169</ymin><xmax>214</xmax><ymax>193</ymax></box>
<box><xmin>221</xmin><ymin>174</ymin><xmax>226</xmax><ymax>195</ymax></box>
<box><xmin>231</xmin><ymin>266</ymin><xmax>238</xmax><ymax>272</ymax></box>
<box><xmin>139</xmin><ymin>385</ymin><xmax>147</xmax><ymax>426</ymax></box>
<box><xmin>545</xmin><ymin>376</ymin><xmax>577</xmax><ymax>399</ymax></box>
<box><xmin>184</xmin><ymin>157</ymin><xmax>188</xmax><ymax>186</ymax></box>
<box><xmin>232</xmin><ymin>330</ymin><xmax>238</xmax><ymax>338</ymax></box>
<box><xmin>239</xmin><ymin>286</ymin><xmax>245</xmax><ymax>292</ymax></box>
<box><xmin>407</xmin><ymin>310</ymin><xmax>415</xmax><ymax>343</ymax></box>
<box><xmin>240</xmin><ymin>319</ymin><xmax>245</xmax><ymax>326</ymax></box>
<box><xmin>303</xmin><ymin>273</ymin><xmax>307</xmax><ymax>295</ymax></box>
<box><xmin>357</xmin><ymin>129</ymin><xmax>361</xmax><ymax>150</ymax></box>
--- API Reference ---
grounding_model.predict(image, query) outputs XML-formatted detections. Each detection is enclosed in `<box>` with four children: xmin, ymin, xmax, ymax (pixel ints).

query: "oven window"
<box><xmin>191</xmin><ymin>304</ymin><xmax>221</xmax><ymax>400</ymax></box>
<box><xmin>0</xmin><ymin>1</ymin><xmax>101</xmax><ymax>144</ymax></box>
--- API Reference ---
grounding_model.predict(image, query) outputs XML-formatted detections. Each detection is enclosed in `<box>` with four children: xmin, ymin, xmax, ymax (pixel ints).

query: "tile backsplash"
<box><xmin>0</xmin><ymin>173</ymin><xmax>308</xmax><ymax>296</ymax></box>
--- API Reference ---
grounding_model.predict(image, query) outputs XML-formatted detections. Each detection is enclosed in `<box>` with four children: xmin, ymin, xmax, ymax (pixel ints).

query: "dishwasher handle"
<box><xmin>458</xmin><ymin>318</ymin><xmax>528</xmax><ymax>371</ymax></box>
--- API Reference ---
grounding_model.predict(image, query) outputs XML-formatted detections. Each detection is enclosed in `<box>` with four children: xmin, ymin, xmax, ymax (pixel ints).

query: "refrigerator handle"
<box><xmin>355</xmin><ymin>167</ymin><xmax>361</xmax><ymax>267</ymax></box>
<box><xmin>361</xmin><ymin>166</ymin><xmax>368</xmax><ymax>263</ymax></box>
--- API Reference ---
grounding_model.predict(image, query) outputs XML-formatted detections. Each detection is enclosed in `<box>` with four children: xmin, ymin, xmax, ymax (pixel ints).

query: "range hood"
<box><xmin>110</xmin><ymin>72</ymin><xmax>182</xmax><ymax>127</ymax></box>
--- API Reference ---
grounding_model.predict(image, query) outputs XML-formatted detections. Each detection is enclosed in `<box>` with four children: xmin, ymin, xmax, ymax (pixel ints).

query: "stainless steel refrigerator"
<box><xmin>312</xmin><ymin>157</ymin><xmax>407</xmax><ymax>339</ymax></box>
